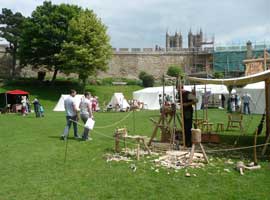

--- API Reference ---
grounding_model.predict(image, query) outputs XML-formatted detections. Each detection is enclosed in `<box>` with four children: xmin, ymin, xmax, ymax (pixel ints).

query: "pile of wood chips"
<box><xmin>105</xmin><ymin>153</ymin><xmax>132</xmax><ymax>162</ymax></box>
<box><xmin>154</xmin><ymin>150</ymin><xmax>205</xmax><ymax>169</ymax></box>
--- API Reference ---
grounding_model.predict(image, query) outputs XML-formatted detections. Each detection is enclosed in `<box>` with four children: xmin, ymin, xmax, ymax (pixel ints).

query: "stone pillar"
<box><xmin>166</xmin><ymin>32</ymin><xmax>170</xmax><ymax>51</ymax></box>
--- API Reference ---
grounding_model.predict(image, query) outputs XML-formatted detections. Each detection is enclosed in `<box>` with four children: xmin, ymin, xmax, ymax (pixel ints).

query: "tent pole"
<box><xmin>5</xmin><ymin>93</ymin><xmax>7</xmax><ymax>107</ymax></box>
<box><xmin>194</xmin><ymin>84</ymin><xmax>198</xmax><ymax>128</ymax></box>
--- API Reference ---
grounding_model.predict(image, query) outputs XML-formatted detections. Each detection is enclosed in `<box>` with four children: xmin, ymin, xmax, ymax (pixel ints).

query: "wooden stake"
<box><xmin>179</xmin><ymin>77</ymin><xmax>186</xmax><ymax>147</ymax></box>
<box><xmin>136</xmin><ymin>144</ymin><xmax>140</xmax><ymax>160</ymax></box>
<box><xmin>115</xmin><ymin>130</ymin><xmax>120</xmax><ymax>153</ymax></box>
<box><xmin>254</xmin><ymin>129</ymin><xmax>258</xmax><ymax>165</ymax></box>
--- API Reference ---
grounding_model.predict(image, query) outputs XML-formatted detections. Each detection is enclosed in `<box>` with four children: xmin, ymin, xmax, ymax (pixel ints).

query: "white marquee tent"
<box><xmin>133</xmin><ymin>86</ymin><xmax>203</xmax><ymax>110</ymax></box>
<box><xmin>236</xmin><ymin>81</ymin><xmax>265</xmax><ymax>114</ymax></box>
<box><xmin>53</xmin><ymin>94</ymin><xmax>84</xmax><ymax>111</ymax></box>
<box><xmin>107</xmin><ymin>93</ymin><xmax>130</xmax><ymax>110</ymax></box>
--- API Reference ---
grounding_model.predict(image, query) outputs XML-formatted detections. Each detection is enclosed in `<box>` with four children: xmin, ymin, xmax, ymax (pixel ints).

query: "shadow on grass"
<box><xmin>48</xmin><ymin>136</ymin><xmax>80</xmax><ymax>141</ymax></box>
<box><xmin>2</xmin><ymin>78</ymin><xmax>83</xmax><ymax>103</ymax></box>
<box><xmin>202</xmin><ymin>133</ymin><xmax>270</xmax><ymax>161</ymax></box>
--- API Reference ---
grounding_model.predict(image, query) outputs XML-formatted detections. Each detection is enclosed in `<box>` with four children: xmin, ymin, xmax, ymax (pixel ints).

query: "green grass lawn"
<box><xmin>1</xmin><ymin>80</ymin><xmax>270</xmax><ymax>200</ymax></box>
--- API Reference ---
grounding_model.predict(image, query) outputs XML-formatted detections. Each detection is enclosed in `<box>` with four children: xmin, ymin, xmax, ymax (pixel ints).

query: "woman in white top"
<box><xmin>79</xmin><ymin>92</ymin><xmax>93</xmax><ymax>141</ymax></box>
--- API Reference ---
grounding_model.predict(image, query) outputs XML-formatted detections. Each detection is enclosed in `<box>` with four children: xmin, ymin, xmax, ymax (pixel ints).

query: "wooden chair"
<box><xmin>226</xmin><ymin>113</ymin><xmax>243</xmax><ymax>131</ymax></box>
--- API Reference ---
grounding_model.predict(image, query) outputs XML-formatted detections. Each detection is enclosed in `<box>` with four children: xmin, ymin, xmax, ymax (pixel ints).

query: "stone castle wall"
<box><xmin>0</xmin><ymin>47</ymin><xmax>211</xmax><ymax>80</ymax></box>
<box><xmin>98</xmin><ymin>52</ymin><xmax>190</xmax><ymax>79</ymax></box>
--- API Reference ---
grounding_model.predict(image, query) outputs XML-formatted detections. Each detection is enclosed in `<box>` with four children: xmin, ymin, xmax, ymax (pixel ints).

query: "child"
<box><xmin>39</xmin><ymin>105</ymin><xmax>45</xmax><ymax>117</ymax></box>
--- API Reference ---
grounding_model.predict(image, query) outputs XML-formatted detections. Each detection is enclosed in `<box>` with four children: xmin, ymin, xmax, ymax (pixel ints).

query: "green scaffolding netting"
<box><xmin>213</xmin><ymin>49</ymin><xmax>268</xmax><ymax>73</ymax></box>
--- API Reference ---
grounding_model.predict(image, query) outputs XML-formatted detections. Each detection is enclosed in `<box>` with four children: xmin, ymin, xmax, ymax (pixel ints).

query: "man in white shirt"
<box><xmin>61</xmin><ymin>89</ymin><xmax>80</xmax><ymax>140</ymax></box>
<box><xmin>79</xmin><ymin>92</ymin><xmax>93</xmax><ymax>141</ymax></box>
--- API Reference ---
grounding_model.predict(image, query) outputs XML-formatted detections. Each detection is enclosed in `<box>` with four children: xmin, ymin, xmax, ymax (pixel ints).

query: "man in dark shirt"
<box><xmin>177</xmin><ymin>86</ymin><xmax>197</xmax><ymax>147</ymax></box>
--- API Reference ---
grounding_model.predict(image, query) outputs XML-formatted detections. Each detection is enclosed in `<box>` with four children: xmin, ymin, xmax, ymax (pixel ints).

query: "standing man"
<box><xmin>79</xmin><ymin>92</ymin><xmax>93</xmax><ymax>141</ymax></box>
<box><xmin>32</xmin><ymin>97</ymin><xmax>41</xmax><ymax>117</ymax></box>
<box><xmin>177</xmin><ymin>86</ymin><xmax>197</xmax><ymax>147</ymax></box>
<box><xmin>61</xmin><ymin>89</ymin><xmax>80</xmax><ymax>140</ymax></box>
<box><xmin>242</xmin><ymin>92</ymin><xmax>252</xmax><ymax>115</ymax></box>
<box><xmin>221</xmin><ymin>94</ymin><xmax>226</xmax><ymax>109</ymax></box>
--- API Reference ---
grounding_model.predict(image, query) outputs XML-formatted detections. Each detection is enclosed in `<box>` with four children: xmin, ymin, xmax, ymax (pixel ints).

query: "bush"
<box><xmin>138</xmin><ymin>71</ymin><xmax>154</xmax><ymax>87</ymax></box>
<box><xmin>167</xmin><ymin>65</ymin><xmax>184</xmax><ymax>77</ymax></box>
<box><xmin>126</xmin><ymin>79</ymin><xmax>141</xmax><ymax>85</ymax></box>
<box><xmin>139</xmin><ymin>71</ymin><xmax>147</xmax><ymax>80</ymax></box>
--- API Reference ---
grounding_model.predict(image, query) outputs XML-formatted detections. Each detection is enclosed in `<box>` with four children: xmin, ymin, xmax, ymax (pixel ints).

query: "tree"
<box><xmin>19</xmin><ymin>1</ymin><xmax>81</xmax><ymax>83</ymax></box>
<box><xmin>56</xmin><ymin>9</ymin><xmax>112</xmax><ymax>90</ymax></box>
<box><xmin>0</xmin><ymin>8</ymin><xmax>25</xmax><ymax>79</ymax></box>
<box><xmin>213</xmin><ymin>72</ymin><xmax>224</xmax><ymax>79</ymax></box>
<box><xmin>167</xmin><ymin>65</ymin><xmax>184</xmax><ymax>78</ymax></box>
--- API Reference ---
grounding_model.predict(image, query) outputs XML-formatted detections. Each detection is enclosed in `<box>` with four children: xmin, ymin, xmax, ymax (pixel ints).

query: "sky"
<box><xmin>1</xmin><ymin>0</ymin><xmax>270</xmax><ymax>48</ymax></box>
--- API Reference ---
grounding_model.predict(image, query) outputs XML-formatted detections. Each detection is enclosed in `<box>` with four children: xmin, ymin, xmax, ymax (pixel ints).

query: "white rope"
<box><xmin>205</xmin><ymin>142</ymin><xmax>270</xmax><ymax>153</ymax></box>
<box><xmin>95</xmin><ymin>111</ymin><xmax>133</xmax><ymax>129</ymax></box>
<box><xmin>69</xmin><ymin>118</ymin><xmax>138</xmax><ymax>145</ymax></box>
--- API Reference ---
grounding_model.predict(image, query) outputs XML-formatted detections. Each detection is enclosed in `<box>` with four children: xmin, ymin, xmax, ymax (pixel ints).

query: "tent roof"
<box><xmin>133</xmin><ymin>85</ymin><xmax>227</xmax><ymax>94</ymax></box>
<box><xmin>53</xmin><ymin>94</ymin><xmax>84</xmax><ymax>111</ymax></box>
<box><xmin>133</xmin><ymin>86</ymin><xmax>175</xmax><ymax>94</ymax></box>
<box><xmin>6</xmin><ymin>89</ymin><xmax>29</xmax><ymax>95</ymax></box>
<box><xmin>187</xmin><ymin>70</ymin><xmax>270</xmax><ymax>86</ymax></box>
<box><xmin>244</xmin><ymin>81</ymin><xmax>265</xmax><ymax>89</ymax></box>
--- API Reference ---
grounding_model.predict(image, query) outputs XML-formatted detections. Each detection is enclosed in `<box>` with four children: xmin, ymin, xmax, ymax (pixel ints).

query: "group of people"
<box><xmin>226</xmin><ymin>92</ymin><xmax>252</xmax><ymax>114</ymax></box>
<box><xmin>159</xmin><ymin>94</ymin><xmax>173</xmax><ymax>108</ymax></box>
<box><xmin>21</xmin><ymin>96</ymin><xmax>44</xmax><ymax>117</ymax></box>
<box><xmin>61</xmin><ymin>89</ymin><xmax>94</xmax><ymax>141</ymax></box>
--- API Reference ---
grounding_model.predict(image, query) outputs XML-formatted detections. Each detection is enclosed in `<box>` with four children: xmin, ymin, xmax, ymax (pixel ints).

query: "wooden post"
<box><xmin>179</xmin><ymin>77</ymin><xmax>186</xmax><ymax>147</ymax></box>
<box><xmin>254</xmin><ymin>129</ymin><xmax>258</xmax><ymax>165</ymax></box>
<box><xmin>265</xmin><ymin>79</ymin><xmax>270</xmax><ymax>138</ymax></box>
<box><xmin>115</xmin><ymin>131</ymin><xmax>120</xmax><ymax>153</ymax></box>
<box><xmin>136</xmin><ymin>143</ymin><xmax>140</xmax><ymax>160</ymax></box>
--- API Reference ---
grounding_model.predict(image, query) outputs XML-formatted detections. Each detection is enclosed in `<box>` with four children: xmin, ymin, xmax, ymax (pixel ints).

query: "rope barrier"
<box><xmin>95</xmin><ymin>111</ymin><xmax>133</xmax><ymax>129</ymax></box>
<box><xmin>69</xmin><ymin>118</ymin><xmax>138</xmax><ymax>146</ymax></box>
<box><xmin>92</xmin><ymin>129</ymin><xmax>137</xmax><ymax>146</ymax></box>
<box><xmin>205</xmin><ymin>142</ymin><xmax>270</xmax><ymax>153</ymax></box>
<box><xmin>69</xmin><ymin>112</ymin><xmax>270</xmax><ymax>155</ymax></box>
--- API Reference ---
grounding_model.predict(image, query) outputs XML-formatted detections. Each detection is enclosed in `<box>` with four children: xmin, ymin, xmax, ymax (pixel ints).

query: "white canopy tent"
<box><xmin>236</xmin><ymin>81</ymin><xmax>265</xmax><ymax>114</ymax></box>
<box><xmin>132</xmin><ymin>86</ymin><xmax>202</xmax><ymax>110</ymax></box>
<box><xmin>53</xmin><ymin>94</ymin><xmax>84</xmax><ymax>111</ymax></box>
<box><xmin>187</xmin><ymin>70</ymin><xmax>270</xmax><ymax>138</ymax></box>
<box><xmin>107</xmin><ymin>93</ymin><xmax>130</xmax><ymax>110</ymax></box>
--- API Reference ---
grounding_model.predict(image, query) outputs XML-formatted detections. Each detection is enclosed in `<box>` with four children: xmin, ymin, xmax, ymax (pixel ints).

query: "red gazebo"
<box><xmin>0</xmin><ymin>89</ymin><xmax>30</xmax><ymax>111</ymax></box>
<box><xmin>6</xmin><ymin>90</ymin><xmax>29</xmax><ymax>95</ymax></box>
